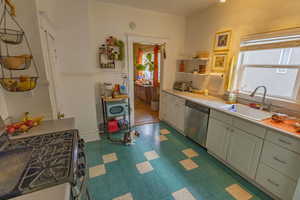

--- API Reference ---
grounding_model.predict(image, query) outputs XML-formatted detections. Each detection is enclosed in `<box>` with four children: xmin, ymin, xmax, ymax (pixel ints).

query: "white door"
<box><xmin>206</xmin><ymin>118</ymin><xmax>230</xmax><ymax>160</ymax></box>
<box><xmin>43</xmin><ymin>31</ymin><xmax>64</xmax><ymax>119</ymax></box>
<box><xmin>227</xmin><ymin>128</ymin><xmax>263</xmax><ymax>179</ymax></box>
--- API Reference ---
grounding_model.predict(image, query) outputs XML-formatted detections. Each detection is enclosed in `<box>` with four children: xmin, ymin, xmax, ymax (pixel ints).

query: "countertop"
<box><xmin>10</xmin><ymin>183</ymin><xmax>70</xmax><ymax>200</ymax></box>
<box><xmin>9</xmin><ymin>118</ymin><xmax>75</xmax><ymax>140</ymax></box>
<box><xmin>163</xmin><ymin>89</ymin><xmax>300</xmax><ymax>140</ymax></box>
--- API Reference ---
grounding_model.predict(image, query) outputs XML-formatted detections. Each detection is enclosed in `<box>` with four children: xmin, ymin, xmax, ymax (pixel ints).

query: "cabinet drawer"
<box><xmin>175</xmin><ymin>96</ymin><xmax>185</xmax><ymax>105</ymax></box>
<box><xmin>261</xmin><ymin>141</ymin><xmax>300</xmax><ymax>181</ymax></box>
<box><xmin>233</xmin><ymin>118</ymin><xmax>266</xmax><ymax>139</ymax></box>
<box><xmin>266</xmin><ymin>130</ymin><xmax>300</xmax><ymax>153</ymax></box>
<box><xmin>210</xmin><ymin>110</ymin><xmax>233</xmax><ymax>125</ymax></box>
<box><xmin>256</xmin><ymin>164</ymin><xmax>296</xmax><ymax>200</ymax></box>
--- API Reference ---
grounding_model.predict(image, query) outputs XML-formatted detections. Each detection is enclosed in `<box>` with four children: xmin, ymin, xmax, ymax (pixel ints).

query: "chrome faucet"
<box><xmin>250</xmin><ymin>86</ymin><xmax>268</xmax><ymax>110</ymax></box>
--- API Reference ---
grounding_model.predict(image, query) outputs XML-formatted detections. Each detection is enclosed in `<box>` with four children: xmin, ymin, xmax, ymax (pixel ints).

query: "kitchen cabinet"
<box><xmin>261</xmin><ymin>141</ymin><xmax>300</xmax><ymax>181</ymax></box>
<box><xmin>256</xmin><ymin>163</ymin><xmax>297</xmax><ymax>200</ymax></box>
<box><xmin>160</xmin><ymin>92</ymin><xmax>185</xmax><ymax>133</ymax></box>
<box><xmin>206</xmin><ymin>118</ymin><xmax>231</xmax><ymax>160</ymax></box>
<box><xmin>174</xmin><ymin>97</ymin><xmax>185</xmax><ymax>132</ymax></box>
<box><xmin>227</xmin><ymin>128</ymin><xmax>263</xmax><ymax>179</ymax></box>
<box><xmin>160</xmin><ymin>92</ymin><xmax>168</xmax><ymax>120</ymax></box>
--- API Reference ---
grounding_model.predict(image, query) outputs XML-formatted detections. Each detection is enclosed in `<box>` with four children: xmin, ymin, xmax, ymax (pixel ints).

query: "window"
<box><xmin>237</xmin><ymin>35</ymin><xmax>300</xmax><ymax>101</ymax></box>
<box><xmin>141</xmin><ymin>51</ymin><xmax>161</xmax><ymax>82</ymax></box>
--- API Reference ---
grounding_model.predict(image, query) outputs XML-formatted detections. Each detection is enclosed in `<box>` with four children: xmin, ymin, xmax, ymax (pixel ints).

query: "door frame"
<box><xmin>38</xmin><ymin>13</ymin><xmax>61</xmax><ymax>119</ymax></box>
<box><xmin>126</xmin><ymin>34</ymin><xmax>168</xmax><ymax>126</ymax></box>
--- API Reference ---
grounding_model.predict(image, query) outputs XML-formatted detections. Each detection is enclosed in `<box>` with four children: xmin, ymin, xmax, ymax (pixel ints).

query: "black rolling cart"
<box><xmin>101</xmin><ymin>95</ymin><xmax>134</xmax><ymax>144</ymax></box>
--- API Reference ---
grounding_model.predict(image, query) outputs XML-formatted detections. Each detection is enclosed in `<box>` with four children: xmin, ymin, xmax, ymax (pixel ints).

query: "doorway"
<box><xmin>133</xmin><ymin>43</ymin><xmax>160</xmax><ymax>125</ymax></box>
<box><xmin>127</xmin><ymin>34</ymin><xmax>167</xmax><ymax>126</ymax></box>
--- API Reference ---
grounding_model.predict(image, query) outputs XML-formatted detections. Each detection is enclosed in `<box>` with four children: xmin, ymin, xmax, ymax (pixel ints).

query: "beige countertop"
<box><xmin>10</xmin><ymin>183</ymin><xmax>70</xmax><ymax>200</ymax></box>
<box><xmin>163</xmin><ymin>89</ymin><xmax>300</xmax><ymax>140</ymax></box>
<box><xmin>9</xmin><ymin>118</ymin><xmax>75</xmax><ymax>140</ymax></box>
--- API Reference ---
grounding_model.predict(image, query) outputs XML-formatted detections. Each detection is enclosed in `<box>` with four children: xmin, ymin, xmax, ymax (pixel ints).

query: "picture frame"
<box><xmin>214</xmin><ymin>30</ymin><xmax>232</xmax><ymax>51</ymax></box>
<box><xmin>211</xmin><ymin>52</ymin><xmax>229</xmax><ymax>72</ymax></box>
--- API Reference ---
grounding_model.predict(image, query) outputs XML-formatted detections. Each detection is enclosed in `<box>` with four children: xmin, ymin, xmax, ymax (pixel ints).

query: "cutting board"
<box><xmin>262</xmin><ymin>118</ymin><xmax>300</xmax><ymax>135</ymax></box>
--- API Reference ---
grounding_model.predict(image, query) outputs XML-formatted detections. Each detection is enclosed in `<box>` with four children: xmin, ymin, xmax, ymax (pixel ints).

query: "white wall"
<box><xmin>89</xmin><ymin>1</ymin><xmax>186</xmax><ymax>91</ymax></box>
<box><xmin>36</xmin><ymin>0</ymin><xmax>186</xmax><ymax>141</ymax></box>
<box><xmin>185</xmin><ymin>0</ymin><xmax>300</xmax><ymax>56</ymax></box>
<box><xmin>1</xmin><ymin>0</ymin><xmax>53</xmax><ymax>120</ymax></box>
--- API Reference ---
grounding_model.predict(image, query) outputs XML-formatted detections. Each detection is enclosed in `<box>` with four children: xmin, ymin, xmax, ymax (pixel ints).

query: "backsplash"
<box><xmin>175</xmin><ymin>72</ymin><xmax>225</xmax><ymax>95</ymax></box>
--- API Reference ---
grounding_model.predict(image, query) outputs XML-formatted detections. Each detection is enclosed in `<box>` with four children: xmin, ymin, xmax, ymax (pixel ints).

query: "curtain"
<box><xmin>137</xmin><ymin>48</ymin><xmax>143</xmax><ymax>64</ymax></box>
<box><xmin>153</xmin><ymin>45</ymin><xmax>159</xmax><ymax>87</ymax></box>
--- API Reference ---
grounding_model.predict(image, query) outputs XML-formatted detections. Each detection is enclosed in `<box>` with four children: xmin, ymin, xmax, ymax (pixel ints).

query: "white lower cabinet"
<box><xmin>160</xmin><ymin>92</ymin><xmax>185</xmax><ymax>133</ymax></box>
<box><xmin>206</xmin><ymin>118</ymin><xmax>231</xmax><ymax>160</ymax></box>
<box><xmin>175</xmin><ymin>100</ymin><xmax>185</xmax><ymax>132</ymax></box>
<box><xmin>207</xmin><ymin>109</ymin><xmax>300</xmax><ymax>200</ymax></box>
<box><xmin>261</xmin><ymin>141</ymin><xmax>300</xmax><ymax>181</ymax></box>
<box><xmin>226</xmin><ymin>128</ymin><xmax>263</xmax><ymax>179</ymax></box>
<box><xmin>256</xmin><ymin>163</ymin><xmax>297</xmax><ymax>200</ymax></box>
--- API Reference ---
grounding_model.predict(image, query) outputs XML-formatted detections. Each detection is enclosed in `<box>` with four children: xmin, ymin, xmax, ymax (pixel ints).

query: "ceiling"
<box><xmin>96</xmin><ymin>0</ymin><xmax>218</xmax><ymax>16</ymax></box>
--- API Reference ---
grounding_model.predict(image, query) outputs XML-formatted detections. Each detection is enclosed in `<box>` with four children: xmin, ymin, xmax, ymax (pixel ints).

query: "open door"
<box><xmin>42</xmin><ymin>29</ymin><xmax>64</xmax><ymax>119</ymax></box>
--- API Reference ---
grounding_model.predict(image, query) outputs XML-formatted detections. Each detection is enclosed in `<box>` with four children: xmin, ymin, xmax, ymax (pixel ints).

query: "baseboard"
<box><xmin>79</xmin><ymin>129</ymin><xmax>101</xmax><ymax>142</ymax></box>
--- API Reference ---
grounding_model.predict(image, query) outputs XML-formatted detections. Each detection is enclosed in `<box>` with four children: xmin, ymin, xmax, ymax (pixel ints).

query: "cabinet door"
<box><xmin>227</xmin><ymin>128</ymin><xmax>263</xmax><ymax>179</ymax></box>
<box><xmin>165</xmin><ymin>94</ymin><xmax>175</xmax><ymax>125</ymax></box>
<box><xmin>175</xmin><ymin>102</ymin><xmax>185</xmax><ymax>132</ymax></box>
<box><xmin>207</xmin><ymin>118</ymin><xmax>230</xmax><ymax>160</ymax></box>
<box><xmin>160</xmin><ymin>93</ymin><xmax>167</xmax><ymax>120</ymax></box>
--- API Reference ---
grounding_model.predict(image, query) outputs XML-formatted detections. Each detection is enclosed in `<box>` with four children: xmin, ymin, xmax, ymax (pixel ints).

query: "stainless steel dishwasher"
<box><xmin>184</xmin><ymin>100</ymin><xmax>210</xmax><ymax>147</ymax></box>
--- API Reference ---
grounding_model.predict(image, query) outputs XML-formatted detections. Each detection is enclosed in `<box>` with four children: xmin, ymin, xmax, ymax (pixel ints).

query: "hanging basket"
<box><xmin>0</xmin><ymin>28</ymin><xmax>23</xmax><ymax>44</ymax></box>
<box><xmin>0</xmin><ymin>54</ymin><xmax>32</xmax><ymax>70</ymax></box>
<box><xmin>0</xmin><ymin>76</ymin><xmax>38</xmax><ymax>92</ymax></box>
<box><xmin>0</xmin><ymin>2</ymin><xmax>39</xmax><ymax>93</ymax></box>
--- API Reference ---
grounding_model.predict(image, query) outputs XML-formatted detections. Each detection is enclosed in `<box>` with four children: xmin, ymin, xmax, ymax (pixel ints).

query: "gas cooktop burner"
<box><xmin>2</xmin><ymin>130</ymin><xmax>78</xmax><ymax>198</ymax></box>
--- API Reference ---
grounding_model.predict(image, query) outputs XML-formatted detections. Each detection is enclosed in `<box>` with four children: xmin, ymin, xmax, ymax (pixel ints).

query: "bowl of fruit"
<box><xmin>6</xmin><ymin>112</ymin><xmax>43</xmax><ymax>135</ymax></box>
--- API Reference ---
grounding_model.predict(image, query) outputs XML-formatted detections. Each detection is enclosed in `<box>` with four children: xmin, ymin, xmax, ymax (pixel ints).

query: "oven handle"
<box><xmin>73</xmin><ymin>145</ymin><xmax>91</xmax><ymax>200</ymax></box>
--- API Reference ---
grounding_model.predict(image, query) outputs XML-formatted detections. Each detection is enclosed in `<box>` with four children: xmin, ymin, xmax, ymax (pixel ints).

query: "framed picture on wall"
<box><xmin>214</xmin><ymin>30</ymin><xmax>232</xmax><ymax>51</ymax></box>
<box><xmin>212</xmin><ymin>51</ymin><xmax>229</xmax><ymax>72</ymax></box>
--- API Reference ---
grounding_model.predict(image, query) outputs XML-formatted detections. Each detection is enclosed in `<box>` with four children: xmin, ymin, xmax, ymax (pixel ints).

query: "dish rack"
<box><xmin>0</xmin><ymin>0</ymin><xmax>39</xmax><ymax>92</ymax></box>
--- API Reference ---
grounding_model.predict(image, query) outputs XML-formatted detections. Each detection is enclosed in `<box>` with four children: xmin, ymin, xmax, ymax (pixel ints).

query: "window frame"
<box><xmin>235</xmin><ymin>50</ymin><xmax>300</xmax><ymax>102</ymax></box>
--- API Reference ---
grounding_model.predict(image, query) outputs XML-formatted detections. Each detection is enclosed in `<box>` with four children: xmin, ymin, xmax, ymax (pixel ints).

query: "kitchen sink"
<box><xmin>222</xmin><ymin>104</ymin><xmax>272</xmax><ymax>121</ymax></box>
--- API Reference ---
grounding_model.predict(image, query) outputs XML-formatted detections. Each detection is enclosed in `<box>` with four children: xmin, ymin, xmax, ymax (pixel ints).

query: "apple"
<box><xmin>7</xmin><ymin>127</ymin><xmax>15</xmax><ymax>134</ymax></box>
<box><xmin>25</xmin><ymin>120</ymin><xmax>34</xmax><ymax>127</ymax></box>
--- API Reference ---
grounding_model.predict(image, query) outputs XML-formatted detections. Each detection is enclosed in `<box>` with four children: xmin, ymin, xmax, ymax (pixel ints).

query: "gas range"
<box><xmin>0</xmin><ymin>129</ymin><xmax>87</xmax><ymax>200</ymax></box>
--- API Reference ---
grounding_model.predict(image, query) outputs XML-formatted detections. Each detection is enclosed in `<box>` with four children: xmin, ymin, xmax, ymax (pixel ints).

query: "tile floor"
<box><xmin>86</xmin><ymin>122</ymin><xmax>273</xmax><ymax>200</ymax></box>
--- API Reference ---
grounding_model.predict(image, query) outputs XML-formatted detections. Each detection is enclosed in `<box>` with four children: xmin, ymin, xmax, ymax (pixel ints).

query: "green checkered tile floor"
<box><xmin>86</xmin><ymin>122</ymin><xmax>273</xmax><ymax>200</ymax></box>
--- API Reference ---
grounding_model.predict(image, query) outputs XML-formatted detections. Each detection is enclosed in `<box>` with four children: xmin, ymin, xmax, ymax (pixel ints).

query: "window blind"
<box><xmin>240</xmin><ymin>27</ymin><xmax>300</xmax><ymax>51</ymax></box>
